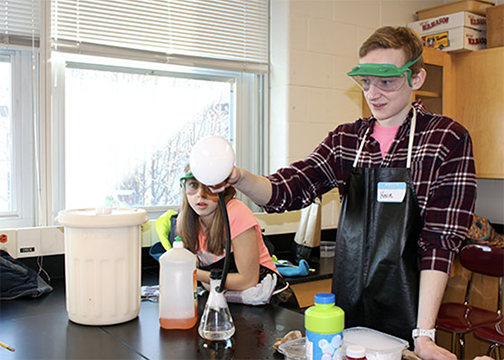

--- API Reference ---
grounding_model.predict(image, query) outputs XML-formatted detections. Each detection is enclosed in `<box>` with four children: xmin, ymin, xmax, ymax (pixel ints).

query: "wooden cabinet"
<box><xmin>452</xmin><ymin>47</ymin><xmax>504</xmax><ymax>179</ymax></box>
<box><xmin>417</xmin><ymin>47</ymin><xmax>455</xmax><ymax>118</ymax></box>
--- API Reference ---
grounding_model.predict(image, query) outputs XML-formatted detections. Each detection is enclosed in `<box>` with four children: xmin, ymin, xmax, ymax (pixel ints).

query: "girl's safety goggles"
<box><xmin>180</xmin><ymin>172</ymin><xmax>213</xmax><ymax>195</ymax></box>
<box><xmin>180</xmin><ymin>172</ymin><xmax>195</xmax><ymax>183</ymax></box>
<box><xmin>347</xmin><ymin>55</ymin><xmax>422</xmax><ymax>92</ymax></box>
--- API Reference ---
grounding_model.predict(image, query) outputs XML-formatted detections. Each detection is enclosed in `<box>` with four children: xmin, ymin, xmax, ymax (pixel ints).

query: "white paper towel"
<box><xmin>294</xmin><ymin>198</ymin><xmax>322</xmax><ymax>248</ymax></box>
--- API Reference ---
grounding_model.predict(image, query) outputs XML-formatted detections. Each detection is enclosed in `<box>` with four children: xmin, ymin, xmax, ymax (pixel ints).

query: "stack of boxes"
<box><xmin>407</xmin><ymin>0</ymin><xmax>496</xmax><ymax>52</ymax></box>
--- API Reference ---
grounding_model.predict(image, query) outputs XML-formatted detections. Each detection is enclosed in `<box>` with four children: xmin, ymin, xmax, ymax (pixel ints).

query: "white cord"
<box><xmin>37</xmin><ymin>256</ymin><xmax>51</xmax><ymax>283</ymax></box>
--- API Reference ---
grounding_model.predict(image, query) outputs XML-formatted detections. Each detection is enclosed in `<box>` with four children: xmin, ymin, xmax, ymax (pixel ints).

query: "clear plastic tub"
<box><xmin>320</xmin><ymin>241</ymin><xmax>336</xmax><ymax>258</ymax></box>
<box><xmin>342</xmin><ymin>327</ymin><xmax>409</xmax><ymax>360</ymax></box>
<box><xmin>278</xmin><ymin>337</ymin><xmax>307</xmax><ymax>360</ymax></box>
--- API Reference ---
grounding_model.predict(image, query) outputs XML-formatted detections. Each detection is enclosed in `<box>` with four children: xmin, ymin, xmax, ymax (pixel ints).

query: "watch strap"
<box><xmin>412</xmin><ymin>328</ymin><xmax>436</xmax><ymax>342</ymax></box>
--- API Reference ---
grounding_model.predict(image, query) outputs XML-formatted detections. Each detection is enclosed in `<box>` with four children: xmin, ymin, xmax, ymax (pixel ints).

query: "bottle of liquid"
<box><xmin>159</xmin><ymin>236</ymin><xmax>197</xmax><ymax>329</ymax></box>
<box><xmin>198</xmin><ymin>268</ymin><xmax>235</xmax><ymax>341</ymax></box>
<box><xmin>345</xmin><ymin>345</ymin><xmax>367</xmax><ymax>360</ymax></box>
<box><xmin>305</xmin><ymin>292</ymin><xmax>345</xmax><ymax>360</ymax></box>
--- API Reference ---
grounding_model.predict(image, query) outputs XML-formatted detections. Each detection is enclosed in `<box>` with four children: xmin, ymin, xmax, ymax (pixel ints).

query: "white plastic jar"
<box><xmin>57</xmin><ymin>207</ymin><xmax>148</xmax><ymax>325</ymax></box>
<box><xmin>158</xmin><ymin>237</ymin><xmax>198</xmax><ymax>329</ymax></box>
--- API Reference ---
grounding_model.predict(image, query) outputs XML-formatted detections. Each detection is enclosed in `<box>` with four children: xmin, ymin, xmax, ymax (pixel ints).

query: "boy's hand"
<box><xmin>414</xmin><ymin>337</ymin><xmax>457</xmax><ymax>360</ymax></box>
<box><xmin>210</xmin><ymin>167</ymin><xmax>241</xmax><ymax>193</ymax></box>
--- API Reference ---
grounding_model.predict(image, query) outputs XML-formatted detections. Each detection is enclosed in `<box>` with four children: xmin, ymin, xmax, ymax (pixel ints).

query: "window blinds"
<box><xmin>51</xmin><ymin>0</ymin><xmax>269</xmax><ymax>72</ymax></box>
<box><xmin>0</xmin><ymin>0</ymin><xmax>40</xmax><ymax>47</ymax></box>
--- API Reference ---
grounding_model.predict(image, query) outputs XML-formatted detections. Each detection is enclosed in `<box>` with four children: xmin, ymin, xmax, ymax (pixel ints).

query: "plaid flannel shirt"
<box><xmin>264</xmin><ymin>101</ymin><xmax>477</xmax><ymax>274</ymax></box>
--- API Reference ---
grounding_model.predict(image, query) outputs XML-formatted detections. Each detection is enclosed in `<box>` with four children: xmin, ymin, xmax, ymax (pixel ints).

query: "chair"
<box><xmin>474</xmin><ymin>319</ymin><xmax>504</xmax><ymax>359</ymax></box>
<box><xmin>436</xmin><ymin>244</ymin><xmax>504</xmax><ymax>359</ymax></box>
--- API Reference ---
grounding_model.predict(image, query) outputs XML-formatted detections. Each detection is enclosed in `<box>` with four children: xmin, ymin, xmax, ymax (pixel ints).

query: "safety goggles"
<box><xmin>350</xmin><ymin>76</ymin><xmax>408</xmax><ymax>92</ymax></box>
<box><xmin>180</xmin><ymin>172</ymin><xmax>213</xmax><ymax>196</ymax></box>
<box><xmin>347</xmin><ymin>54</ymin><xmax>422</xmax><ymax>91</ymax></box>
<box><xmin>180</xmin><ymin>172</ymin><xmax>195</xmax><ymax>183</ymax></box>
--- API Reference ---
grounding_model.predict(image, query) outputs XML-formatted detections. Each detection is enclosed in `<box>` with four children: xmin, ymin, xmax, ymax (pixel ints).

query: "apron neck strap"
<box><xmin>406</xmin><ymin>107</ymin><xmax>417</xmax><ymax>169</ymax></box>
<box><xmin>353</xmin><ymin>107</ymin><xmax>417</xmax><ymax>168</ymax></box>
<box><xmin>353</xmin><ymin>127</ymin><xmax>370</xmax><ymax>167</ymax></box>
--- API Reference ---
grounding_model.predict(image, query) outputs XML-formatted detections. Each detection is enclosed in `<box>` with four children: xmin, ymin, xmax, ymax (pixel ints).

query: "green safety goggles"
<box><xmin>180</xmin><ymin>172</ymin><xmax>214</xmax><ymax>195</ymax></box>
<box><xmin>347</xmin><ymin>54</ymin><xmax>422</xmax><ymax>89</ymax></box>
<box><xmin>179</xmin><ymin>172</ymin><xmax>195</xmax><ymax>187</ymax></box>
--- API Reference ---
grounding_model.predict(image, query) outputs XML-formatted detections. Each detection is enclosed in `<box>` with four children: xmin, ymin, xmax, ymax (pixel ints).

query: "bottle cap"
<box><xmin>346</xmin><ymin>345</ymin><xmax>366</xmax><ymax>358</ymax></box>
<box><xmin>314</xmin><ymin>292</ymin><xmax>335</xmax><ymax>305</ymax></box>
<box><xmin>173</xmin><ymin>236</ymin><xmax>184</xmax><ymax>248</ymax></box>
<box><xmin>210</xmin><ymin>268</ymin><xmax>223</xmax><ymax>280</ymax></box>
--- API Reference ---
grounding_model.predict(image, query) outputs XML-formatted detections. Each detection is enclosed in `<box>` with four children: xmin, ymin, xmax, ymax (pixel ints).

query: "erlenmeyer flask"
<box><xmin>198</xmin><ymin>269</ymin><xmax>235</xmax><ymax>341</ymax></box>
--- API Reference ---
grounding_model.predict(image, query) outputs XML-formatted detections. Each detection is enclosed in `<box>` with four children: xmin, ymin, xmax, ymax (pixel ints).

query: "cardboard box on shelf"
<box><xmin>408</xmin><ymin>11</ymin><xmax>487</xmax><ymax>52</ymax></box>
<box><xmin>416</xmin><ymin>0</ymin><xmax>495</xmax><ymax>20</ymax></box>
<box><xmin>408</xmin><ymin>11</ymin><xmax>486</xmax><ymax>34</ymax></box>
<box><xmin>421</xmin><ymin>27</ymin><xmax>486</xmax><ymax>52</ymax></box>
<box><xmin>486</xmin><ymin>4</ymin><xmax>504</xmax><ymax>48</ymax></box>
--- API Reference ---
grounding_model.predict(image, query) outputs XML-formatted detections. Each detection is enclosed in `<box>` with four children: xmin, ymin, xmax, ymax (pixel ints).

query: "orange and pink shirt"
<box><xmin>196</xmin><ymin>198</ymin><xmax>278</xmax><ymax>275</ymax></box>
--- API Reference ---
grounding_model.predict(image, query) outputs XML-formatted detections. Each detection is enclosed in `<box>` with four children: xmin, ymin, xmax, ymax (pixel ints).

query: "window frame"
<box><xmin>0</xmin><ymin>49</ymin><xmax>37</xmax><ymax>228</ymax></box>
<box><xmin>51</xmin><ymin>52</ymin><xmax>266</xmax><ymax>222</ymax></box>
<box><xmin>0</xmin><ymin>0</ymin><xmax>270</xmax><ymax>228</ymax></box>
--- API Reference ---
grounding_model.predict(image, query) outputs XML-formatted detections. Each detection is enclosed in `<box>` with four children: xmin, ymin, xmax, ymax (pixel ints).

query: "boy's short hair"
<box><xmin>359</xmin><ymin>26</ymin><xmax>424</xmax><ymax>75</ymax></box>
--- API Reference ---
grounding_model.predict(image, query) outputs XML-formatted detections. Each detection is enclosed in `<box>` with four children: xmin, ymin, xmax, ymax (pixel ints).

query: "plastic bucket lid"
<box><xmin>56</xmin><ymin>207</ymin><xmax>148</xmax><ymax>228</ymax></box>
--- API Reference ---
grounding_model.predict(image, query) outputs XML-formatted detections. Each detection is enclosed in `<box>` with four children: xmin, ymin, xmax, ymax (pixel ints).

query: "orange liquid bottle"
<box><xmin>159</xmin><ymin>313</ymin><xmax>197</xmax><ymax>329</ymax></box>
<box><xmin>159</xmin><ymin>237</ymin><xmax>198</xmax><ymax>329</ymax></box>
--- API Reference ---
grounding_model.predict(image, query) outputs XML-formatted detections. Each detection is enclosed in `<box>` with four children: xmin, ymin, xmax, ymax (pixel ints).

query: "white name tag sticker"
<box><xmin>377</xmin><ymin>182</ymin><xmax>406</xmax><ymax>203</ymax></box>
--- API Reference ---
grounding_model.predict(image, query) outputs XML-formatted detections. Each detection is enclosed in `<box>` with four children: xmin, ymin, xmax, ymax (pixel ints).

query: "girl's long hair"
<box><xmin>178</xmin><ymin>170</ymin><xmax>236</xmax><ymax>255</ymax></box>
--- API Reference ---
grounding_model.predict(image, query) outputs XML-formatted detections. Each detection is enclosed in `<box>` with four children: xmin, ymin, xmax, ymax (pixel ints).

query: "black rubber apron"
<box><xmin>332</xmin><ymin>109</ymin><xmax>422</xmax><ymax>345</ymax></box>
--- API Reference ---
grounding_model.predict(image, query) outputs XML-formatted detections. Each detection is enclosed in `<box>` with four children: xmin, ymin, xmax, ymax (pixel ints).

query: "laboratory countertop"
<box><xmin>282</xmin><ymin>256</ymin><xmax>334</xmax><ymax>285</ymax></box>
<box><xmin>0</xmin><ymin>269</ymin><xmax>305</xmax><ymax>360</ymax></box>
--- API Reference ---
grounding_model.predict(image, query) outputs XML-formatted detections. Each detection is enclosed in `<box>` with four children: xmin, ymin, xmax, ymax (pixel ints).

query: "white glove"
<box><xmin>236</xmin><ymin>273</ymin><xmax>278</xmax><ymax>306</ymax></box>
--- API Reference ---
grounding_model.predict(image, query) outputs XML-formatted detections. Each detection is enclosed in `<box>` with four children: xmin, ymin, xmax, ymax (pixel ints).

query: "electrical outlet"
<box><xmin>0</xmin><ymin>229</ymin><xmax>18</xmax><ymax>258</ymax></box>
<box><xmin>16</xmin><ymin>228</ymin><xmax>41</xmax><ymax>258</ymax></box>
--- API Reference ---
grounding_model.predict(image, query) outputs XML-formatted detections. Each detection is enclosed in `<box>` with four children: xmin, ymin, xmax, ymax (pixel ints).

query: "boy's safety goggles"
<box><xmin>347</xmin><ymin>54</ymin><xmax>422</xmax><ymax>92</ymax></box>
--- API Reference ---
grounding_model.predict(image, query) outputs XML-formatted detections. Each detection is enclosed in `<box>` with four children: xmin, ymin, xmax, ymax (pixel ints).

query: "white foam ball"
<box><xmin>189</xmin><ymin>136</ymin><xmax>235</xmax><ymax>186</ymax></box>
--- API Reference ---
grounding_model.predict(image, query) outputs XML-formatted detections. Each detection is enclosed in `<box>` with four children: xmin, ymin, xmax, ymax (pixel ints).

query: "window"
<box><xmin>1</xmin><ymin>0</ymin><xmax>40</xmax><ymax>228</ymax></box>
<box><xmin>0</xmin><ymin>55</ymin><xmax>12</xmax><ymax>213</ymax></box>
<box><xmin>0</xmin><ymin>51</ymin><xmax>37</xmax><ymax>228</ymax></box>
<box><xmin>0</xmin><ymin>0</ymin><xmax>268</xmax><ymax>227</ymax></box>
<box><xmin>49</xmin><ymin>0</ymin><xmax>269</xmax><ymax>222</ymax></box>
<box><xmin>53</xmin><ymin>56</ymin><xmax>263</xmax><ymax>219</ymax></box>
<box><xmin>63</xmin><ymin>64</ymin><xmax>233</xmax><ymax>210</ymax></box>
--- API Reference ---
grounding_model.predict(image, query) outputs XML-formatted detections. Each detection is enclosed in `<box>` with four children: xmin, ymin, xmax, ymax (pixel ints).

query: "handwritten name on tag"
<box><xmin>377</xmin><ymin>182</ymin><xmax>406</xmax><ymax>203</ymax></box>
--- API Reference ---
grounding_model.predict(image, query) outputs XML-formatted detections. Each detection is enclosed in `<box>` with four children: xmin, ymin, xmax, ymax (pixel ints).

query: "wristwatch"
<box><xmin>412</xmin><ymin>328</ymin><xmax>436</xmax><ymax>342</ymax></box>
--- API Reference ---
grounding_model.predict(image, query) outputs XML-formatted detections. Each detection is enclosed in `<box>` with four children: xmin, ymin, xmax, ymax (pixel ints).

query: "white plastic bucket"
<box><xmin>57</xmin><ymin>207</ymin><xmax>148</xmax><ymax>325</ymax></box>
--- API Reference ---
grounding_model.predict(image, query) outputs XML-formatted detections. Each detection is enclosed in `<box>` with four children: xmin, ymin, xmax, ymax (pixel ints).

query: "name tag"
<box><xmin>377</xmin><ymin>182</ymin><xmax>406</xmax><ymax>203</ymax></box>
